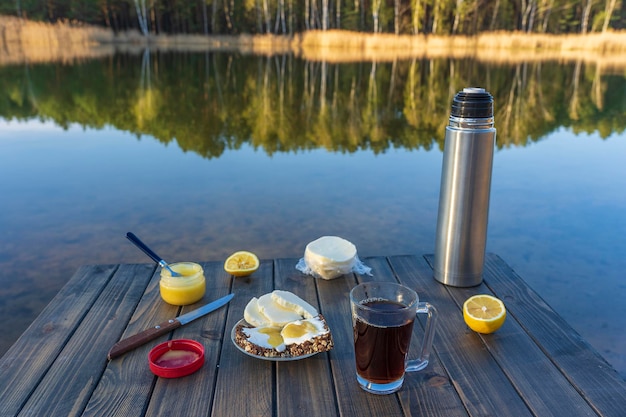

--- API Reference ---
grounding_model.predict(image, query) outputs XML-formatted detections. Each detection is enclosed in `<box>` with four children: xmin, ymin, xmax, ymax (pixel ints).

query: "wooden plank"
<box><xmin>0</xmin><ymin>264</ymin><xmax>117</xmax><ymax>417</ymax></box>
<box><xmin>145</xmin><ymin>261</ymin><xmax>233</xmax><ymax>416</ymax></box>
<box><xmin>481</xmin><ymin>253</ymin><xmax>626</xmax><ymax>417</ymax></box>
<box><xmin>389</xmin><ymin>255</ymin><xmax>535</xmax><ymax>417</ymax></box>
<box><xmin>315</xmin><ymin>261</ymin><xmax>406</xmax><ymax>417</ymax></box>
<box><xmin>81</xmin><ymin>265</ymin><xmax>175</xmax><ymax>416</ymax></box>
<box><xmin>421</xmin><ymin>254</ymin><xmax>599</xmax><ymax>416</ymax></box>
<box><xmin>274</xmin><ymin>258</ymin><xmax>339</xmax><ymax>417</ymax></box>
<box><xmin>364</xmin><ymin>256</ymin><xmax>468</xmax><ymax>417</ymax></box>
<box><xmin>2</xmin><ymin>255</ymin><xmax>625</xmax><ymax>417</ymax></box>
<box><xmin>211</xmin><ymin>259</ymin><xmax>274</xmax><ymax>416</ymax></box>
<box><xmin>14</xmin><ymin>264</ymin><xmax>155</xmax><ymax>417</ymax></box>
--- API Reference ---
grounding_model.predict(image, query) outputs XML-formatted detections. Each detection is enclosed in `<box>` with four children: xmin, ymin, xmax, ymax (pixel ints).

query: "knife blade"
<box><xmin>107</xmin><ymin>293</ymin><xmax>234</xmax><ymax>360</ymax></box>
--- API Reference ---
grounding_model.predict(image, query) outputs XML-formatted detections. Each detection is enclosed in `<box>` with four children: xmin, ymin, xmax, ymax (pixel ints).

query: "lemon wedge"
<box><xmin>224</xmin><ymin>251</ymin><xmax>259</xmax><ymax>277</ymax></box>
<box><xmin>463</xmin><ymin>294</ymin><xmax>506</xmax><ymax>334</ymax></box>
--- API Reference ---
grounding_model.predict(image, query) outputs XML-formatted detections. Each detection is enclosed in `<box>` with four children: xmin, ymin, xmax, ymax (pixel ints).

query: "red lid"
<box><xmin>148</xmin><ymin>339</ymin><xmax>205</xmax><ymax>378</ymax></box>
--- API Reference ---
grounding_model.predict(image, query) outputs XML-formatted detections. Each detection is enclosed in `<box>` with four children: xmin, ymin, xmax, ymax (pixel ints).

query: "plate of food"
<box><xmin>231</xmin><ymin>290</ymin><xmax>334</xmax><ymax>361</ymax></box>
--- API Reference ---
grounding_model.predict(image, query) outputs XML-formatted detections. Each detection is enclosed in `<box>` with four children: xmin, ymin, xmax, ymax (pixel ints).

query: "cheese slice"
<box><xmin>243</xmin><ymin>297</ymin><xmax>270</xmax><ymax>327</ymax></box>
<box><xmin>304</xmin><ymin>236</ymin><xmax>357</xmax><ymax>280</ymax></box>
<box><xmin>271</xmin><ymin>290</ymin><xmax>318</xmax><ymax>319</ymax></box>
<box><xmin>256</xmin><ymin>293</ymin><xmax>302</xmax><ymax>326</ymax></box>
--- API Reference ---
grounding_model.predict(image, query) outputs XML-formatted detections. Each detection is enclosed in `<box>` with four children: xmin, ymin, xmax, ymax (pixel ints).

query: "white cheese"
<box><xmin>271</xmin><ymin>290</ymin><xmax>318</xmax><ymax>319</ymax></box>
<box><xmin>243</xmin><ymin>297</ymin><xmax>270</xmax><ymax>327</ymax></box>
<box><xmin>256</xmin><ymin>293</ymin><xmax>302</xmax><ymax>326</ymax></box>
<box><xmin>304</xmin><ymin>236</ymin><xmax>357</xmax><ymax>280</ymax></box>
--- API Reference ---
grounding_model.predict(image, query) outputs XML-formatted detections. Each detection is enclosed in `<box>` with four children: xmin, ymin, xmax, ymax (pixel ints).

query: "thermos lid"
<box><xmin>451</xmin><ymin>87</ymin><xmax>493</xmax><ymax>118</ymax></box>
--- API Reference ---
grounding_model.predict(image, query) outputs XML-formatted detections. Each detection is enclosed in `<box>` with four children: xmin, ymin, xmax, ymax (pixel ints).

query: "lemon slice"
<box><xmin>224</xmin><ymin>251</ymin><xmax>259</xmax><ymax>277</ymax></box>
<box><xmin>463</xmin><ymin>294</ymin><xmax>506</xmax><ymax>334</ymax></box>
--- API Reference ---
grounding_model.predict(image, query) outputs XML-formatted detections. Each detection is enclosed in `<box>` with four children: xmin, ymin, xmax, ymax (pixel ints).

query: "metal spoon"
<box><xmin>126</xmin><ymin>232</ymin><xmax>182</xmax><ymax>277</ymax></box>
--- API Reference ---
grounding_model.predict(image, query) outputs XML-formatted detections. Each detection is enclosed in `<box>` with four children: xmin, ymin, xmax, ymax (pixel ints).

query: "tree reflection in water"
<box><xmin>1</xmin><ymin>52</ymin><xmax>623</xmax><ymax>158</ymax></box>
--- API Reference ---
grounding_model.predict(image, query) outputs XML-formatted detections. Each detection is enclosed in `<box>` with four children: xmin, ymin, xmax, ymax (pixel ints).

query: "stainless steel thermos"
<box><xmin>433</xmin><ymin>87</ymin><xmax>496</xmax><ymax>287</ymax></box>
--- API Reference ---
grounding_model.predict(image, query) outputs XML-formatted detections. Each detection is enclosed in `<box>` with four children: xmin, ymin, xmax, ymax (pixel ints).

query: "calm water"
<box><xmin>0</xmin><ymin>52</ymin><xmax>625</xmax><ymax>379</ymax></box>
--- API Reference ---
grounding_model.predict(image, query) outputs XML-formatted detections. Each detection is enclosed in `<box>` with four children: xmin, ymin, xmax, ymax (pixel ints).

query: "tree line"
<box><xmin>3</xmin><ymin>0</ymin><xmax>624</xmax><ymax>36</ymax></box>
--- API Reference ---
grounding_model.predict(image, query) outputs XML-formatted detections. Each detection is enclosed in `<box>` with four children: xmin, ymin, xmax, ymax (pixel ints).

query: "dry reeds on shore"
<box><xmin>2</xmin><ymin>14</ymin><xmax>626</xmax><ymax>69</ymax></box>
<box><xmin>0</xmin><ymin>15</ymin><xmax>116</xmax><ymax>65</ymax></box>
<box><xmin>295</xmin><ymin>30</ymin><xmax>626</xmax><ymax>68</ymax></box>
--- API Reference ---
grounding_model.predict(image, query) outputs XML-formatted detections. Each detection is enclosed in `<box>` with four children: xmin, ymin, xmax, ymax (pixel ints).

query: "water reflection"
<box><xmin>0</xmin><ymin>52</ymin><xmax>625</xmax><ymax>380</ymax></box>
<box><xmin>1</xmin><ymin>51</ymin><xmax>623</xmax><ymax>157</ymax></box>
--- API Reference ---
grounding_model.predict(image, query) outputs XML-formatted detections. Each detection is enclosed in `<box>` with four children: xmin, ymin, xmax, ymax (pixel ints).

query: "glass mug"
<box><xmin>350</xmin><ymin>282</ymin><xmax>438</xmax><ymax>394</ymax></box>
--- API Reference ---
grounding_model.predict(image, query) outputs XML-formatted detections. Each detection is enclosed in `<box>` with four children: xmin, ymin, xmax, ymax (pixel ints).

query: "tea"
<box><xmin>350</xmin><ymin>282</ymin><xmax>437</xmax><ymax>394</ymax></box>
<box><xmin>353</xmin><ymin>299</ymin><xmax>415</xmax><ymax>384</ymax></box>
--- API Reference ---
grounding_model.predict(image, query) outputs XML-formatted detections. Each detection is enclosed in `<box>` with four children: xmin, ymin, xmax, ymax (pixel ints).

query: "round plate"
<box><xmin>230</xmin><ymin>319</ymin><xmax>318</xmax><ymax>362</ymax></box>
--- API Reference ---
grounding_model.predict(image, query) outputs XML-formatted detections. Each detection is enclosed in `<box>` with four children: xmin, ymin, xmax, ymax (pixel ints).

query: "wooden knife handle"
<box><xmin>107</xmin><ymin>319</ymin><xmax>181</xmax><ymax>360</ymax></box>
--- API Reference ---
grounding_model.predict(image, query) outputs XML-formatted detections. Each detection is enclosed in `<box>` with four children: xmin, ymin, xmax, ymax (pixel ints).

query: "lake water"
<box><xmin>0</xmin><ymin>52</ymin><xmax>624</xmax><ymax>380</ymax></box>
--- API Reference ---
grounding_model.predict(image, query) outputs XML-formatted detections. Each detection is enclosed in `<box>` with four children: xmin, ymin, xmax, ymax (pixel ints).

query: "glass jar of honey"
<box><xmin>159</xmin><ymin>262</ymin><xmax>206</xmax><ymax>305</ymax></box>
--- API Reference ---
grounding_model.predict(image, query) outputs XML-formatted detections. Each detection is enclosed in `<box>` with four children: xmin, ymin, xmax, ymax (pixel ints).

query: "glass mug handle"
<box><xmin>406</xmin><ymin>301</ymin><xmax>438</xmax><ymax>372</ymax></box>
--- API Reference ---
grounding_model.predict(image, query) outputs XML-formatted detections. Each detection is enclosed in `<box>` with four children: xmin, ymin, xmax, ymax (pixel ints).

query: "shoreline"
<box><xmin>2</xmin><ymin>15</ymin><xmax>626</xmax><ymax>69</ymax></box>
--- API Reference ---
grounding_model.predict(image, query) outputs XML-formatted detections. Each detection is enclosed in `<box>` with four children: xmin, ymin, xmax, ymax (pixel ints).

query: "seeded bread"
<box><xmin>235</xmin><ymin>314</ymin><xmax>334</xmax><ymax>358</ymax></box>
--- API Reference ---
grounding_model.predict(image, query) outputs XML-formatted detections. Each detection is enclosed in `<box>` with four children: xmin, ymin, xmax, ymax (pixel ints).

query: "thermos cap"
<box><xmin>451</xmin><ymin>87</ymin><xmax>493</xmax><ymax>118</ymax></box>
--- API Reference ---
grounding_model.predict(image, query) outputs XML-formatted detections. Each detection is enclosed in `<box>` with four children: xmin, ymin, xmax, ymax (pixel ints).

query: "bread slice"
<box><xmin>235</xmin><ymin>314</ymin><xmax>333</xmax><ymax>358</ymax></box>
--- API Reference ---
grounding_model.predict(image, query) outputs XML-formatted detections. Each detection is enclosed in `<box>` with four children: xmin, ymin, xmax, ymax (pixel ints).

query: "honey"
<box><xmin>282</xmin><ymin>321</ymin><xmax>317</xmax><ymax>339</ymax></box>
<box><xmin>258</xmin><ymin>327</ymin><xmax>284</xmax><ymax>348</ymax></box>
<box><xmin>159</xmin><ymin>262</ymin><xmax>206</xmax><ymax>305</ymax></box>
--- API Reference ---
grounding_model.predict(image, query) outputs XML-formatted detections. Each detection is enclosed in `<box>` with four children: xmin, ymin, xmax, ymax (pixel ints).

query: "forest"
<box><xmin>3</xmin><ymin>0</ymin><xmax>624</xmax><ymax>37</ymax></box>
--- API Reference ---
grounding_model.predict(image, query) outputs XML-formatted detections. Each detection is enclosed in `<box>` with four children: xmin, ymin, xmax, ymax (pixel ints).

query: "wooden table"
<box><xmin>2</xmin><ymin>253</ymin><xmax>626</xmax><ymax>417</ymax></box>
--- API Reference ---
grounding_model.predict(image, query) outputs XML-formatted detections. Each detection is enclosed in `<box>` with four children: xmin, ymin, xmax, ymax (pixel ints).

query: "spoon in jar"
<box><xmin>126</xmin><ymin>232</ymin><xmax>182</xmax><ymax>277</ymax></box>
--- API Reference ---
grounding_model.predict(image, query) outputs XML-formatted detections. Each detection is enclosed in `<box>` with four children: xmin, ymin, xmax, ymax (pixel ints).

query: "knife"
<box><xmin>107</xmin><ymin>293</ymin><xmax>234</xmax><ymax>360</ymax></box>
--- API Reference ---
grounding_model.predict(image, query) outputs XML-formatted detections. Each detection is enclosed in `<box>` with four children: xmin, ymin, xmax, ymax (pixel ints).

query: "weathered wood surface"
<box><xmin>1</xmin><ymin>253</ymin><xmax>625</xmax><ymax>417</ymax></box>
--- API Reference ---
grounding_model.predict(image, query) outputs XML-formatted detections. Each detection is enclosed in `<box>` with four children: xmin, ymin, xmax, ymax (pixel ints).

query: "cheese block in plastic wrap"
<box><xmin>296</xmin><ymin>236</ymin><xmax>372</xmax><ymax>280</ymax></box>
